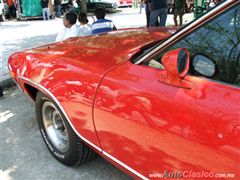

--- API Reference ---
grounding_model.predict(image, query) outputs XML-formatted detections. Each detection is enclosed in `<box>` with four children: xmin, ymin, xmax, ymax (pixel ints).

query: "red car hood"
<box><xmin>27</xmin><ymin>27</ymin><xmax>177</xmax><ymax>55</ymax></box>
<box><xmin>9</xmin><ymin>27</ymin><xmax>177</xmax><ymax>84</ymax></box>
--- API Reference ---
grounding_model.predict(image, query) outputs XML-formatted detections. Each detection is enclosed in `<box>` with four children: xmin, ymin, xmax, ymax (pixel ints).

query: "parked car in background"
<box><xmin>61</xmin><ymin>0</ymin><xmax>118</xmax><ymax>13</ymax></box>
<box><xmin>117</xmin><ymin>0</ymin><xmax>132</xmax><ymax>7</ymax></box>
<box><xmin>8</xmin><ymin>1</ymin><xmax>240</xmax><ymax>179</ymax></box>
<box><xmin>87</xmin><ymin>0</ymin><xmax>118</xmax><ymax>12</ymax></box>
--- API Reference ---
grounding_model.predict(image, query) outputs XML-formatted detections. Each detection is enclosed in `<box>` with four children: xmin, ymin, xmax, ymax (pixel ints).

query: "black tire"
<box><xmin>35</xmin><ymin>91</ymin><xmax>95</xmax><ymax>166</ymax></box>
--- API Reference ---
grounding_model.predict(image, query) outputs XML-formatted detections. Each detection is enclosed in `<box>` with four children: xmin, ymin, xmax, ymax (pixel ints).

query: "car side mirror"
<box><xmin>159</xmin><ymin>48</ymin><xmax>192</xmax><ymax>89</ymax></box>
<box><xmin>161</xmin><ymin>48</ymin><xmax>190</xmax><ymax>78</ymax></box>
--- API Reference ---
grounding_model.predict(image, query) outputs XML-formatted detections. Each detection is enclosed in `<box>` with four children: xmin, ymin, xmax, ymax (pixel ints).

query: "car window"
<box><xmin>150</xmin><ymin>3</ymin><xmax>240</xmax><ymax>86</ymax></box>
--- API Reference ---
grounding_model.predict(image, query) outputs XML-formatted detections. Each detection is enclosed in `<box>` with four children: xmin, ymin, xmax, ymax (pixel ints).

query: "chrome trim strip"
<box><xmin>103</xmin><ymin>151</ymin><xmax>149</xmax><ymax>180</ymax></box>
<box><xmin>18</xmin><ymin>76</ymin><xmax>148</xmax><ymax>179</ymax></box>
<box><xmin>18</xmin><ymin>76</ymin><xmax>102</xmax><ymax>152</ymax></box>
<box><xmin>134</xmin><ymin>0</ymin><xmax>232</xmax><ymax>65</ymax></box>
<box><xmin>12</xmin><ymin>78</ymin><xmax>23</xmax><ymax>92</ymax></box>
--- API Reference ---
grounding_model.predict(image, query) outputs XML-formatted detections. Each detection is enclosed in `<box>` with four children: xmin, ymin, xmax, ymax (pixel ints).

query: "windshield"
<box><xmin>132</xmin><ymin>0</ymin><xmax>229</xmax><ymax>64</ymax></box>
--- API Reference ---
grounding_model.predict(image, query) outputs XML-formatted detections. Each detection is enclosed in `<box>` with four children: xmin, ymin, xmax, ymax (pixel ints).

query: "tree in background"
<box><xmin>79</xmin><ymin>0</ymin><xmax>87</xmax><ymax>13</ymax></box>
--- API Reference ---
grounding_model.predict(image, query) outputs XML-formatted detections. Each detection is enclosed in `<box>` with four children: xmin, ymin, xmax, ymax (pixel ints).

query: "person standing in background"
<box><xmin>139</xmin><ymin>0</ymin><xmax>145</xmax><ymax>14</ymax></box>
<box><xmin>173</xmin><ymin>0</ymin><xmax>186</xmax><ymax>26</ymax></box>
<box><xmin>145</xmin><ymin>0</ymin><xmax>151</xmax><ymax>27</ymax></box>
<box><xmin>54</xmin><ymin>0</ymin><xmax>61</xmax><ymax>18</ymax></box>
<box><xmin>149</xmin><ymin>0</ymin><xmax>168</xmax><ymax>27</ymax></box>
<box><xmin>41</xmin><ymin>0</ymin><xmax>50</xmax><ymax>20</ymax></box>
<box><xmin>7</xmin><ymin>0</ymin><xmax>16</xmax><ymax>18</ymax></box>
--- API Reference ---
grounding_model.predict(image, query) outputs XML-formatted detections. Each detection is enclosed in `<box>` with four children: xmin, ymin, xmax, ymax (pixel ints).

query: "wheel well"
<box><xmin>24</xmin><ymin>84</ymin><xmax>38</xmax><ymax>101</ymax></box>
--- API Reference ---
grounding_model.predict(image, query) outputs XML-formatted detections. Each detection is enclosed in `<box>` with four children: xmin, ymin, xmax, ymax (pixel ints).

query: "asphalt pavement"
<box><xmin>0</xmin><ymin>87</ymin><xmax>132</xmax><ymax>180</ymax></box>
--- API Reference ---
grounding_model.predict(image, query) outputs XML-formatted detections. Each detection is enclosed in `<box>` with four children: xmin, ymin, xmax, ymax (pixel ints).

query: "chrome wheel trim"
<box><xmin>42</xmin><ymin>101</ymin><xmax>69</xmax><ymax>153</ymax></box>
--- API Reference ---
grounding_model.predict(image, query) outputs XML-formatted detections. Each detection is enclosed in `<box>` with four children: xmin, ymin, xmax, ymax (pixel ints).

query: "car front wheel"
<box><xmin>35</xmin><ymin>91</ymin><xmax>95</xmax><ymax>166</ymax></box>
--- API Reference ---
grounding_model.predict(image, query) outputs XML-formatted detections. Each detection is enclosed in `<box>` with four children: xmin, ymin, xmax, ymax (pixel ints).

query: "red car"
<box><xmin>8</xmin><ymin>1</ymin><xmax>240</xmax><ymax>179</ymax></box>
<box><xmin>117</xmin><ymin>0</ymin><xmax>132</xmax><ymax>7</ymax></box>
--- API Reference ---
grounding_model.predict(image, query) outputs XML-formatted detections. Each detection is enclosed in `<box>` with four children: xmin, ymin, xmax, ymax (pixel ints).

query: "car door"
<box><xmin>94</xmin><ymin>3</ymin><xmax>240</xmax><ymax>179</ymax></box>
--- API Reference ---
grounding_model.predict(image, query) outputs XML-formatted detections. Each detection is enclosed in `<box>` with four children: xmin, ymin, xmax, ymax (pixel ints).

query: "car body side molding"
<box><xmin>102</xmin><ymin>151</ymin><xmax>149</xmax><ymax>180</ymax></box>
